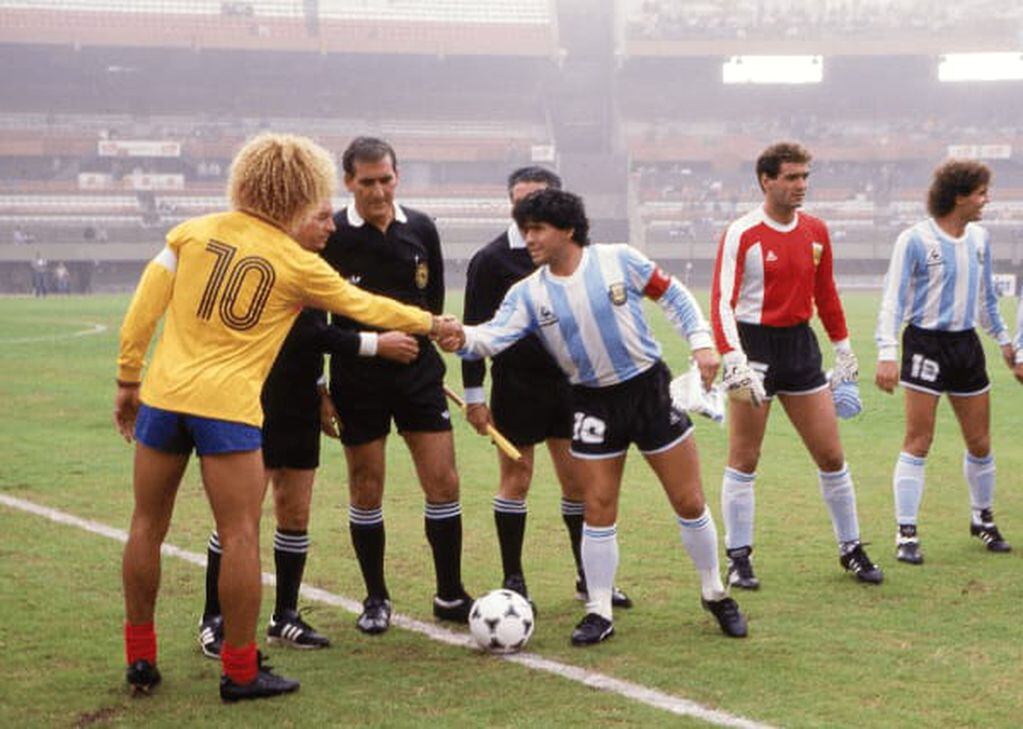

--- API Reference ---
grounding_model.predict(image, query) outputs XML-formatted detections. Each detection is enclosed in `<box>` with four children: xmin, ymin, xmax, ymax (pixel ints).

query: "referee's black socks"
<box><xmin>561</xmin><ymin>498</ymin><xmax>586</xmax><ymax>577</ymax></box>
<box><xmin>493</xmin><ymin>497</ymin><xmax>527</xmax><ymax>579</ymax></box>
<box><xmin>349</xmin><ymin>506</ymin><xmax>389</xmax><ymax>600</ymax></box>
<box><xmin>203</xmin><ymin>531</ymin><xmax>222</xmax><ymax>618</ymax></box>
<box><xmin>425</xmin><ymin>501</ymin><xmax>465</xmax><ymax>600</ymax></box>
<box><xmin>273</xmin><ymin>528</ymin><xmax>309</xmax><ymax>616</ymax></box>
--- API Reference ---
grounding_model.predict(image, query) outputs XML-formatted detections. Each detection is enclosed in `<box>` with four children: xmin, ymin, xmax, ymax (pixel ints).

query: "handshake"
<box><xmin>430</xmin><ymin>314</ymin><xmax>467</xmax><ymax>352</ymax></box>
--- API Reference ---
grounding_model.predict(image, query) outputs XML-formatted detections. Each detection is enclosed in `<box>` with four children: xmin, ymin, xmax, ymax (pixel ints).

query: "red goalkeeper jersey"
<box><xmin>711</xmin><ymin>206</ymin><xmax>847</xmax><ymax>355</ymax></box>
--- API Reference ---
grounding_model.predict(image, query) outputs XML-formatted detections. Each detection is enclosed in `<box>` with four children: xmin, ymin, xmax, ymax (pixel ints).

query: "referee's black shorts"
<box><xmin>331</xmin><ymin>344</ymin><xmax>451</xmax><ymax>447</ymax></box>
<box><xmin>899</xmin><ymin>324</ymin><xmax>989</xmax><ymax>396</ymax></box>
<box><xmin>262</xmin><ymin>414</ymin><xmax>321</xmax><ymax>470</ymax></box>
<box><xmin>490</xmin><ymin>365</ymin><xmax>573</xmax><ymax>447</ymax></box>
<box><xmin>738</xmin><ymin>321</ymin><xmax>827</xmax><ymax>398</ymax></box>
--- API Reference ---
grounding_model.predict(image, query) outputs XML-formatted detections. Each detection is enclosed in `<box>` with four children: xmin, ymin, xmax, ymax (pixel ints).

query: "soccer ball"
<box><xmin>468</xmin><ymin>589</ymin><xmax>534</xmax><ymax>654</ymax></box>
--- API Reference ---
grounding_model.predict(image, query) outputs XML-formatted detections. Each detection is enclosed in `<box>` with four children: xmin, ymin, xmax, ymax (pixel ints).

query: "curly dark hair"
<box><xmin>512</xmin><ymin>188</ymin><xmax>589</xmax><ymax>246</ymax></box>
<box><xmin>755</xmin><ymin>142</ymin><xmax>812</xmax><ymax>190</ymax></box>
<box><xmin>927</xmin><ymin>159</ymin><xmax>990</xmax><ymax>218</ymax></box>
<box><xmin>341</xmin><ymin>136</ymin><xmax>397</xmax><ymax>177</ymax></box>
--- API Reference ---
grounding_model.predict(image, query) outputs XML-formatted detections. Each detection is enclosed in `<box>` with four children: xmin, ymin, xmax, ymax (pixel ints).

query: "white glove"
<box><xmin>721</xmin><ymin>352</ymin><xmax>766</xmax><ymax>407</ymax></box>
<box><xmin>832</xmin><ymin>348</ymin><xmax>859</xmax><ymax>387</ymax></box>
<box><xmin>670</xmin><ymin>367</ymin><xmax>726</xmax><ymax>424</ymax></box>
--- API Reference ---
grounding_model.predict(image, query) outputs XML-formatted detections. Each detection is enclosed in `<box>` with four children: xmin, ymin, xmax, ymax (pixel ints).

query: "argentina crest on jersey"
<box><xmin>926</xmin><ymin>247</ymin><xmax>943</xmax><ymax>266</ymax></box>
<box><xmin>608</xmin><ymin>281</ymin><xmax>627</xmax><ymax>306</ymax></box>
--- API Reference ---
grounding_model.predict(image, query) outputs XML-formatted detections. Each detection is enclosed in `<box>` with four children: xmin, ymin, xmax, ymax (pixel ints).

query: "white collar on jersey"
<box><xmin>346</xmin><ymin>202</ymin><xmax>408</xmax><ymax>228</ymax></box>
<box><xmin>507</xmin><ymin>222</ymin><xmax>526</xmax><ymax>249</ymax></box>
<box><xmin>758</xmin><ymin>205</ymin><xmax>800</xmax><ymax>233</ymax></box>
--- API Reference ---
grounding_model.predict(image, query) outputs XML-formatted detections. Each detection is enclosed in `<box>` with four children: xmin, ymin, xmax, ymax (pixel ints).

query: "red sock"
<box><xmin>124</xmin><ymin>621</ymin><xmax>157</xmax><ymax>665</ymax></box>
<box><xmin>221</xmin><ymin>641</ymin><xmax>258</xmax><ymax>685</ymax></box>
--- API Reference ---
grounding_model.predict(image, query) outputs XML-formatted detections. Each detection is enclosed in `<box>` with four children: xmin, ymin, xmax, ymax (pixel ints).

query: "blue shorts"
<box><xmin>135</xmin><ymin>403</ymin><xmax>262</xmax><ymax>456</ymax></box>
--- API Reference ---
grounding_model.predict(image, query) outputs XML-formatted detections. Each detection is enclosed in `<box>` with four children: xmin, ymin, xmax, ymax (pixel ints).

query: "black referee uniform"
<box><xmin>261</xmin><ymin>308</ymin><xmax>359</xmax><ymax>469</ymax></box>
<box><xmin>461</xmin><ymin>225</ymin><xmax>572</xmax><ymax>445</ymax></box>
<box><xmin>321</xmin><ymin>204</ymin><xmax>449</xmax><ymax>443</ymax></box>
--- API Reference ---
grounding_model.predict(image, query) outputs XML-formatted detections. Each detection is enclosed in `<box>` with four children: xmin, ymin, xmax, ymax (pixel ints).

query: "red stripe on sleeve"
<box><xmin>644</xmin><ymin>267</ymin><xmax>671</xmax><ymax>300</ymax></box>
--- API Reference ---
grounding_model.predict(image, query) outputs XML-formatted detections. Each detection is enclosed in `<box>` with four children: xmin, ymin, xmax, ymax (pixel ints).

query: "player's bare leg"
<box><xmin>122</xmin><ymin>444</ymin><xmax>187</xmax><ymax>692</ymax></box>
<box><xmin>569</xmin><ymin>454</ymin><xmax>623</xmax><ymax>645</ymax></box>
<box><xmin>780</xmin><ymin>390</ymin><xmax>882</xmax><ymax>583</ymax></box>
<box><xmin>266</xmin><ymin>468</ymin><xmax>330</xmax><ymax>649</ymax></box>
<box><xmin>646</xmin><ymin>435</ymin><xmax>746</xmax><ymax>637</ymax></box>
<box><xmin>891</xmin><ymin>388</ymin><xmax>939</xmax><ymax>564</ymax></box>
<box><xmin>949</xmin><ymin>391</ymin><xmax>1010</xmax><ymax>552</ymax></box>
<box><xmin>721</xmin><ymin>397</ymin><xmax>771</xmax><ymax>588</ymax></box>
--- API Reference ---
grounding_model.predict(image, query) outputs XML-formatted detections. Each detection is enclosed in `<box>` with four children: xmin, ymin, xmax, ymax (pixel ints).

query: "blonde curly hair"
<box><xmin>228</xmin><ymin>133</ymin><xmax>337</xmax><ymax>229</ymax></box>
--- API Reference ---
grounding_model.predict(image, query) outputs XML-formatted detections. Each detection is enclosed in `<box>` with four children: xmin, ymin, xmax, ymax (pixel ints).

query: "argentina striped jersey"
<box><xmin>875</xmin><ymin>219</ymin><xmax>1009</xmax><ymax>360</ymax></box>
<box><xmin>460</xmin><ymin>244</ymin><xmax>713</xmax><ymax>387</ymax></box>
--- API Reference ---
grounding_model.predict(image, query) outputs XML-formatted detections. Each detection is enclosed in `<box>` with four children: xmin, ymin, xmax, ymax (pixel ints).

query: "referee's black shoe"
<box><xmin>266</xmin><ymin>610</ymin><xmax>330</xmax><ymax>649</ymax></box>
<box><xmin>575</xmin><ymin>575</ymin><xmax>634</xmax><ymax>609</ymax></box>
<box><xmin>433</xmin><ymin>590</ymin><xmax>473</xmax><ymax>623</ymax></box>
<box><xmin>701</xmin><ymin>596</ymin><xmax>748</xmax><ymax>638</ymax></box>
<box><xmin>126</xmin><ymin>660</ymin><xmax>161</xmax><ymax>696</ymax></box>
<box><xmin>220</xmin><ymin>653</ymin><xmax>299</xmax><ymax>703</ymax></box>
<box><xmin>970</xmin><ymin>509</ymin><xmax>1012</xmax><ymax>553</ymax></box>
<box><xmin>570</xmin><ymin>613</ymin><xmax>614</xmax><ymax>646</ymax></box>
<box><xmin>356</xmin><ymin>596</ymin><xmax>392</xmax><ymax>635</ymax></box>
<box><xmin>503</xmin><ymin>573</ymin><xmax>538</xmax><ymax>617</ymax></box>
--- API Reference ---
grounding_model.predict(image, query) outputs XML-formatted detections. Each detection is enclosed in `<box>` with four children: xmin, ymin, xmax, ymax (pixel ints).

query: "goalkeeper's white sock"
<box><xmin>819</xmin><ymin>463</ymin><xmax>861</xmax><ymax>545</ymax></box>
<box><xmin>721</xmin><ymin>467</ymin><xmax>756</xmax><ymax>550</ymax></box>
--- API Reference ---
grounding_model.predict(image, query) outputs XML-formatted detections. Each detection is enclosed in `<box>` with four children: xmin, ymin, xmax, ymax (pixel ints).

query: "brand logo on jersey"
<box><xmin>765</xmin><ymin>250</ymin><xmax>778</xmax><ymax>263</ymax></box>
<box><xmin>926</xmin><ymin>248</ymin><xmax>943</xmax><ymax>266</ymax></box>
<box><xmin>348</xmin><ymin>275</ymin><xmax>362</xmax><ymax>285</ymax></box>
<box><xmin>414</xmin><ymin>262</ymin><xmax>429</xmax><ymax>289</ymax></box>
<box><xmin>608</xmin><ymin>282</ymin><xmax>627</xmax><ymax>306</ymax></box>
<box><xmin>537</xmin><ymin>304</ymin><xmax>559</xmax><ymax>327</ymax></box>
<box><xmin>812</xmin><ymin>242</ymin><xmax>823</xmax><ymax>266</ymax></box>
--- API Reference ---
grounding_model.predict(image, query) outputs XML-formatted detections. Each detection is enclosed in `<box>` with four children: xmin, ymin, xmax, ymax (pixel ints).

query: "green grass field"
<box><xmin>1</xmin><ymin>291</ymin><xmax>1021</xmax><ymax>728</ymax></box>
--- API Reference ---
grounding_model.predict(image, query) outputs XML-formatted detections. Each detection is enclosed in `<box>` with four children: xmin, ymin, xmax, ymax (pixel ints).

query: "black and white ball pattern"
<box><xmin>468</xmin><ymin>589</ymin><xmax>535</xmax><ymax>653</ymax></box>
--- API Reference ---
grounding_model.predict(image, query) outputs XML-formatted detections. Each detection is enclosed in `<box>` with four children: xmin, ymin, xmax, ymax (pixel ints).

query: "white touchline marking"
<box><xmin>0</xmin><ymin>493</ymin><xmax>772</xmax><ymax>729</ymax></box>
<box><xmin>0</xmin><ymin>322</ymin><xmax>107</xmax><ymax>345</ymax></box>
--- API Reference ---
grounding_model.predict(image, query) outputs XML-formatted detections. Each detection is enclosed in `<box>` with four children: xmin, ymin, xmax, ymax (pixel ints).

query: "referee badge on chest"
<box><xmin>608</xmin><ymin>282</ymin><xmax>627</xmax><ymax>306</ymax></box>
<box><xmin>812</xmin><ymin>242</ymin><xmax>823</xmax><ymax>266</ymax></box>
<box><xmin>414</xmin><ymin>261</ymin><xmax>429</xmax><ymax>289</ymax></box>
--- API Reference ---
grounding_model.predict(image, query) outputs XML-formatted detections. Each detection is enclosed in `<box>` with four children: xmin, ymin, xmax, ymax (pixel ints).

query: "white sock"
<box><xmin>580</xmin><ymin>523</ymin><xmax>618</xmax><ymax>620</ymax></box>
<box><xmin>964</xmin><ymin>452</ymin><xmax>995</xmax><ymax>522</ymax></box>
<box><xmin>677</xmin><ymin>506</ymin><xmax>727</xmax><ymax>601</ymax></box>
<box><xmin>893</xmin><ymin>452</ymin><xmax>926</xmax><ymax>526</ymax></box>
<box><xmin>819</xmin><ymin>463</ymin><xmax>861</xmax><ymax>545</ymax></box>
<box><xmin>721</xmin><ymin>467</ymin><xmax>756</xmax><ymax>550</ymax></box>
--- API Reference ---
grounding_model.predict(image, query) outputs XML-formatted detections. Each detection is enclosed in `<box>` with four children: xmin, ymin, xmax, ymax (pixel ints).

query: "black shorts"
<box><xmin>570</xmin><ymin>360</ymin><xmax>693</xmax><ymax>459</ymax></box>
<box><xmin>491</xmin><ymin>366</ymin><xmax>573</xmax><ymax>447</ymax></box>
<box><xmin>330</xmin><ymin>345</ymin><xmax>451</xmax><ymax>447</ymax></box>
<box><xmin>899</xmin><ymin>325</ymin><xmax>989</xmax><ymax>396</ymax></box>
<box><xmin>738</xmin><ymin>322</ymin><xmax>827</xmax><ymax>398</ymax></box>
<box><xmin>262</xmin><ymin>415</ymin><xmax>320</xmax><ymax>470</ymax></box>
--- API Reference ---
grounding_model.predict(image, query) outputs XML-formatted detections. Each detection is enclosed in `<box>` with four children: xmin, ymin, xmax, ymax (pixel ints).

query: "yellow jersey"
<box><xmin>118</xmin><ymin>211</ymin><xmax>433</xmax><ymax>427</ymax></box>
